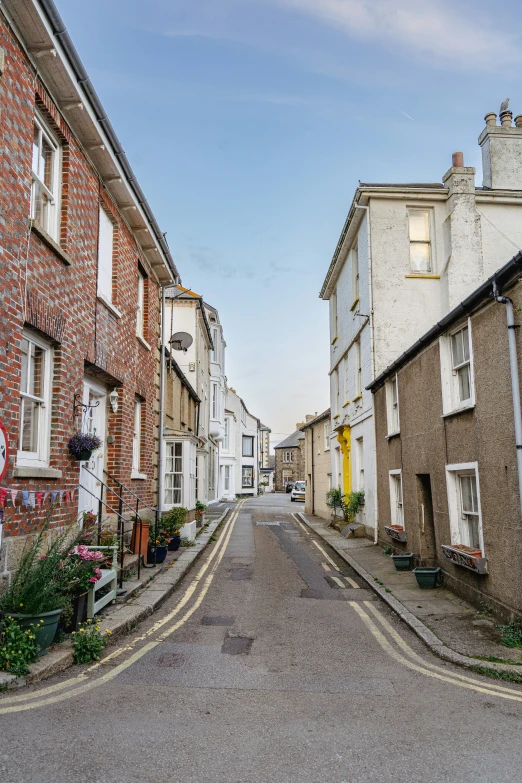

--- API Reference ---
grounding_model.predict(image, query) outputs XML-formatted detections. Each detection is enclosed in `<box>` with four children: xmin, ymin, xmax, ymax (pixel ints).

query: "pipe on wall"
<box><xmin>493</xmin><ymin>283</ymin><xmax>522</xmax><ymax>518</ymax></box>
<box><xmin>157</xmin><ymin>286</ymin><xmax>167</xmax><ymax>517</ymax></box>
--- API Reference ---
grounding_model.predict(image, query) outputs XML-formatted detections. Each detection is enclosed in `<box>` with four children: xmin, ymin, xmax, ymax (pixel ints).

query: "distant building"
<box><xmin>301</xmin><ymin>410</ymin><xmax>332</xmax><ymax>520</ymax></box>
<box><xmin>222</xmin><ymin>389</ymin><xmax>261</xmax><ymax>498</ymax></box>
<box><xmin>259</xmin><ymin>424</ymin><xmax>274</xmax><ymax>492</ymax></box>
<box><xmin>273</xmin><ymin>419</ymin><xmax>317</xmax><ymax>491</ymax></box>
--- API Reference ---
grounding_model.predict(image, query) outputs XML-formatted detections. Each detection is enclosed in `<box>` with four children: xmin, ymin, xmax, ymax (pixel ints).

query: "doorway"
<box><xmin>78</xmin><ymin>377</ymin><xmax>107</xmax><ymax>518</ymax></box>
<box><xmin>416</xmin><ymin>474</ymin><xmax>436</xmax><ymax>566</ymax></box>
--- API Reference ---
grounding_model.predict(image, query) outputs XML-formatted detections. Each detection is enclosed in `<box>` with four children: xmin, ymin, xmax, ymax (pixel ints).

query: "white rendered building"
<box><xmin>222</xmin><ymin>389</ymin><xmax>261</xmax><ymax>498</ymax></box>
<box><xmin>321</xmin><ymin>108</ymin><xmax>522</xmax><ymax>535</ymax></box>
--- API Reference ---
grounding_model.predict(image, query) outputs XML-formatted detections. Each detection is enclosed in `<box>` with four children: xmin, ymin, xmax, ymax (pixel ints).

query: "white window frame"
<box><xmin>17</xmin><ymin>330</ymin><xmax>53</xmax><ymax>468</ymax></box>
<box><xmin>352</xmin><ymin>246</ymin><xmax>359</xmax><ymax>303</ymax></box>
<box><xmin>440</xmin><ymin>318</ymin><xmax>475</xmax><ymax>415</ymax></box>
<box><xmin>445</xmin><ymin>462</ymin><xmax>484</xmax><ymax>553</ymax></box>
<box><xmin>211</xmin><ymin>328</ymin><xmax>218</xmax><ymax>362</ymax></box>
<box><xmin>355</xmin><ymin>437</ymin><xmax>364</xmax><ymax>491</ymax></box>
<box><xmin>224</xmin><ymin>464</ymin><xmax>230</xmax><ymax>492</ymax></box>
<box><xmin>330</xmin><ymin>292</ymin><xmax>338</xmax><ymax>340</ymax></box>
<box><xmin>354</xmin><ymin>339</ymin><xmax>362</xmax><ymax>397</ymax></box>
<box><xmin>211</xmin><ymin>382</ymin><xmax>218</xmax><ymax>420</ymax></box>
<box><xmin>408</xmin><ymin>208</ymin><xmax>432</xmax><ymax>274</ymax></box>
<box><xmin>97</xmin><ymin>206</ymin><xmax>115</xmax><ymax>304</ymax></box>
<box><xmin>389</xmin><ymin>469</ymin><xmax>404</xmax><ymax>529</ymax></box>
<box><xmin>136</xmin><ymin>270</ymin><xmax>145</xmax><ymax>338</ymax></box>
<box><xmin>242</xmin><ymin>465</ymin><xmax>254</xmax><ymax>488</ymax></box>
<box><xmin>385</xmin><ymin>375</ymin><xmax>400</xmax><ymax>436</ymax></box>
<box><xmin>132</xmin><ymin>400</ymin><xmax>147</xmax><ymax>479</ymax></box>
<box><xmin>31</xmin><ymin>110</ymin><xmax>61</xmax><ymax>241</ymax></box>
<box><xmin>324</xmin><ymin>421</ymin><xmax>330</xmax><ymax>451</ymax></box>
<box><xmin>283</xmin><ymin>450</ymin><xmax>293</xmax><ymax>463</ymax></box>
<box><xmin>223</xmin><ymin>417</ymin><xmax>230</xmax><ymax>451</ymax></box>
<box><xmin>164</xmin><ymin>440</ymin><xmax>184</xmax><ymax>506</ymax></box>
<box><xmin>332</xmin><ymin>368</ymin><xmax>339</xmax><ymax>415</ymax></box>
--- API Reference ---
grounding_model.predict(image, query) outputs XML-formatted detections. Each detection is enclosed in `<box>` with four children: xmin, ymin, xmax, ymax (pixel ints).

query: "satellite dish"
<box><xmin>170</xmin><ymin>332</ymin><xmax>193</xmax><ymax>353</ymax></box>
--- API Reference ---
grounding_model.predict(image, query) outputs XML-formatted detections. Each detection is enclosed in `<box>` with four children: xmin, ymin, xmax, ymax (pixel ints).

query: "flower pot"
<box><xmin>8</xmin><ymin>608</ymin><xmax>63</xmax><ymax>656</ymax></box>
<box><xmin>130</xmin><ymin>519</ymin><xmax>150</xmax><ymax>557</ymax></box>
<box><xmin>168</xmin><ymin>533</ymin><xmax>181</xmax><ymax>552</ymax></box>
<box><xmin>147</xmin><ymin>544</ymin><xmax>168</xmax><ymax>564</ymax></box>
<box><xmin>65</xmin><ymin>592</ymin><xmax>88</xmax><ymax>633</ymax></box>
<box><xmin>412</xmin><ymin>567</ymin><xmax>441</xmax><ymax>590</ymax></box>
<box><xmin>391</xmin><ymin>553</ymin><xmax>414</xmax><ymax>571</ymax></box>
<box><xmin>76</xmin><ymin>449</ymin><xmax>92</xmax><ymax>461</ymax></box>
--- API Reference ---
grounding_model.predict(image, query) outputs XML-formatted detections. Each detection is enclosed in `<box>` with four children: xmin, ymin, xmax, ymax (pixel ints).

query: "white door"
<box><xmin>78</xmin><ymin>378</ymin><xmax>107</xmax><ymax>517</ymax></box>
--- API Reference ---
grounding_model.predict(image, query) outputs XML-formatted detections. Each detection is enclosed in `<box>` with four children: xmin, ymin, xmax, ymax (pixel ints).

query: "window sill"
<box><xmin>30</xmin><ymin>221</ymin><xmax>72</xmax><ymax>266</ymax></box>
<box><xmin>131</xmin><ymin>470</ymin><xmax>147</xmax><ymax>481</ymax></box>
<box><xmin>405</xmin><ymin>274</ymin><xmax>440</xmax><ymax>279</ymax></box>
<box><xmin>331</xmin><ymin>336</ymin><xmax>338</xmax><ymax>345</ymax></box>
<box><xmin>386</xmin><ymin>431</ymin><xmax>400</xmax><ymax>440</ymax></box>
<box><xmin>97</xmin><ymin>294</ymin><xmax>122</xmax><ymax>319</ymax></box>
<box><xmin>441</xmin><ymin>544</ymin><xmax>488</xmax><ymax>575</ymax></box>
<box><xmin>136</xmin><ymin>334</ymin><xmax>152</xmax><ymax>351</ymax></box>
<box><xmin>350</xmin><ymin>298</ymin><xmax>360</xmax><ymax>312</ymax></box>
<box><xmin>442</xmin><ymin>404</ymin><xmax>475</xmax><ymax>419</ymax></box>
<box><xmin>14</xmin><ymin>465</ymin><xmax>62</xmax><ymax>479</ymax></box>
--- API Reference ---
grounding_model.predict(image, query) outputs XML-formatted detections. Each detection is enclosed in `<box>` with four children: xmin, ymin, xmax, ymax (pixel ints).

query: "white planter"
<box><xmin>179</xmin><ymin>520</ymin><xmax>197</xmax><ymax>542</ymax></box>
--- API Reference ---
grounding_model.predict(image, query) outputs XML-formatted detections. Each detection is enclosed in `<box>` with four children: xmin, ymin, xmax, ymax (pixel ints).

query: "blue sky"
<box><xmin>60</xmin><ymin>0</ymin><xmax>522</xmax><ymax>444</ymax></box>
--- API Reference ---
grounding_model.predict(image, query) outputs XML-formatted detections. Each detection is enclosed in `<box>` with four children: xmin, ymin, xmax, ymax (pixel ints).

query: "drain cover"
<box><xmin>201</xmin><ymin>616</ymin><xmax>235</xmax><ymax>626</ymax></box>
<box><xmin>256</xmin><ymin>521</ymin><xmax>280</xmax><ymax>526</ymax></box>
<box><xmin>221</xmin><ymin>636</ymin><xmax>253</xmax><ymax>655</ymax></box>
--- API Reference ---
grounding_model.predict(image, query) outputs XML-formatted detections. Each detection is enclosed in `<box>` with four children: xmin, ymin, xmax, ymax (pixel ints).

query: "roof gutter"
<box><xmin>367</xmin><ymin>251</ymin><xmax>522</xmax><ymax>392</ymax></box>
<box><xmin>37</xmin><ymin>0</ymin><xmax>180</xmax><ymax>283</ymax></box>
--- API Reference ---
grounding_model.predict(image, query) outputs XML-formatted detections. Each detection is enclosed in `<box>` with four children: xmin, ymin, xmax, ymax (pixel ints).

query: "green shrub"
<box><xmin>72</xmin><ymin>620</ymin><xmax>111</xmax><ymax>664</ymax></box>
<box><xmin>0</xmin><ymin>616</ymin><xmax>40</xmax><ymax>676</ymax></box>
<box><xmin>180</xmin><ymin>537</ymin><xmax>195</xmax><ymax>547</ymax></box>
<box><xmin>325</xmin><ymin>489</ymin><xmax>365</xmax><ymax>525</ymax></box>
<box><xmin>498</xmin><ymin>621</ymin><xmax>522</xmax><ymax>649</ymax></box>
<box><xmin>161</xmin><ymin>507</ymin><xmax>188</xmax><ymax>534</ymax></box>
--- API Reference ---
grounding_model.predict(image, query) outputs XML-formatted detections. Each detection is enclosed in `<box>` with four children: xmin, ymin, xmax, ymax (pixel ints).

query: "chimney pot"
<box><xmin>452</xmin><ymin>151</ymin><xmax>464</xmax><ymax>167</ymax></box>
<box><xmin>500</xmin><ymin>109</ymin><xmax>513</xmax><ymax>128</ymax></box>
<box><xmin>515</xmin><ymin>115</ymin><xmax>522</xmax><ymax>129</ymax></box>
<box><xmin>484</xmin><ymin>112</ymin><xmax>497</xmax><ymax>127</ymax></box>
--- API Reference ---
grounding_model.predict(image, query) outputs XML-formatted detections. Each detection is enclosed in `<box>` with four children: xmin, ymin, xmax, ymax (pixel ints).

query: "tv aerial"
<box><xmin>170</xmin><ymin>332</ymin><xmax>193</xmax><ymax>353</ymax></box>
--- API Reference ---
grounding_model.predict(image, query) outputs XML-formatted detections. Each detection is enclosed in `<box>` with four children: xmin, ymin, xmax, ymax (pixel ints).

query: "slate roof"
<box><xmin>274</xmin><ymin>430</ymin><xmax>305</xmax><ymax>449</ymax></box>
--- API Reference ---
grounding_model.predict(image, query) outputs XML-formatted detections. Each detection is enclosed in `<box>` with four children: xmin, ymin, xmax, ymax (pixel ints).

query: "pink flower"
<box><xmin>89</xmin><ymin>577</ymin><xmax>97</xmax><ymax>583</ymax></box>
<box><xmin>40</xmin><ymin>554</ymin><xmax>46</xmax><ymax>560</ymax></box>
<box><xmin>94</xmin><ymin>568</ymin><xmax>102</xmax><ymax>576</ymax></box>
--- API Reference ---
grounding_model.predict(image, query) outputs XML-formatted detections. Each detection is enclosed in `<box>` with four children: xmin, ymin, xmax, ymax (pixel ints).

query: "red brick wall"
<box><xmin>0</xmin><ymin>16</ymin><xmax>161</xmax><ymax>575</ymax></box>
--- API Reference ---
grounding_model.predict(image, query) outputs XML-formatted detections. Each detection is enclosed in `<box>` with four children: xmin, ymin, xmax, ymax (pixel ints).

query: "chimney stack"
<box><xmin>479</xmin><ymin>109</ymin><xmax>522</xmax><ymax>190</ymax></box>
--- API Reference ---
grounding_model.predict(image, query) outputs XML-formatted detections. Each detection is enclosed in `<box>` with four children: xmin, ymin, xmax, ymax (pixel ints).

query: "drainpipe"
<box><xmin>157</xmin><ymin>286</ymin><xmax>167</xmax><ymax>518</ymax></box>
<box><xmin>311</xmin><ymin>425</ymin><xmax>315</xmax><ymax>515</ymax></box>
<box><xmin>355</xmin><ymin>203</ymin><xmax>379</xmax><ymax>544</ymax></box>
<box><xmin>493</xmin><ymin>282</ymin><xmax>522</xmax><ymax>517</ymax></box>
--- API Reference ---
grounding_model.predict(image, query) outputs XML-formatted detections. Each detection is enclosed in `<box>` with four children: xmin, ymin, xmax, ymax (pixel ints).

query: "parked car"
<box><xmin>285</xmin><ymin>482</ymin><xmax>294</xmax><ymax>493</ymax></box>
<box><xmin>291</xmin><ymin>481</ymin><xmax>306</xmax><ymax>502</ymax></box>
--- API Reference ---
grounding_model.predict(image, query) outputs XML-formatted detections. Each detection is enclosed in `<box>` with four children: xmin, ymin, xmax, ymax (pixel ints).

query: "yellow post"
<box><xmin>336</xmin><ymin>426</ymin><xmax>352</xmax><ymax>495</ymax></box>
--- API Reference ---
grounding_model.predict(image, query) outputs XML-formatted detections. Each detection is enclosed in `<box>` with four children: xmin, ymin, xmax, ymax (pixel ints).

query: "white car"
<box><xmin>291</xmin><ymin>481</ymin><xmax>306</xmax><ymax>502</ymax></box>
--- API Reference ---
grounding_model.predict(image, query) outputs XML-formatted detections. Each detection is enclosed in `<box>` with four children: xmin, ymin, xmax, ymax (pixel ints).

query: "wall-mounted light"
<box><xmin>109</xmin><ymin>388</ymin><xmax>119</xmax><ymax>414</ymax></box>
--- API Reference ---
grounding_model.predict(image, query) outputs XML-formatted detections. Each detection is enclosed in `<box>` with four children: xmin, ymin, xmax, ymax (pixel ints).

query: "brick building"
<box><xmin>0</xmin><ymin>0</ymin><xmax>178</xmax><ymax>581</ymax></box>
<box><xmin>273</xmin><ymin>422</ymin><xmax>311</xmax><ymax>491</ymax></box>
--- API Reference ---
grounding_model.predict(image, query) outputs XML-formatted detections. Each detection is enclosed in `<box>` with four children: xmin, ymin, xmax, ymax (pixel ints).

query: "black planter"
<box><xmin>391</xmin><ymin>553</ymin><xmax>414</xmax><ymax>571</ymax></box>
<box><xmin>65</xmin><ymin>592</ymin><xmax>88</xmax><ymax>633</ymax></box>
<box><xmin>168</xmin><ymin>534</ymin><xmax>181</xmax><ymax>552</ymax></box>
<box><xmin>413</xmin><ymin>567</ymin><xmax>441</xmax><ymax>589</ymax></box>
<box><xmin>75</xmin><ymin>449</ymin><xmax>92</xmax><ymax>461</ymax></box>
<box><xmin>147</xmin><ymin>544</ymin><xmax>168</xmax><ymax>564</ymax></box>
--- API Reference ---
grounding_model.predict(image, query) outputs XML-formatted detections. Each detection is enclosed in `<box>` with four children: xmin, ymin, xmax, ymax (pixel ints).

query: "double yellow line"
<box><xmin>352</xmin><ymin>601</ymin><xmax>522</xmax><ymax>702</ymax></box>
<box><xmin>0</xmin><ymin>503</ymin><xmax>243</xmax><ymax>714</ymax></box>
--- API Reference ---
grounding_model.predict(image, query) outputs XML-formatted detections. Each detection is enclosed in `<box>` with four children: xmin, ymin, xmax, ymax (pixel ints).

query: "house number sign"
<box><xmin>0</xmin><ymin>420</ymin><xmax>8</xmax><ymax>483</ymax></box>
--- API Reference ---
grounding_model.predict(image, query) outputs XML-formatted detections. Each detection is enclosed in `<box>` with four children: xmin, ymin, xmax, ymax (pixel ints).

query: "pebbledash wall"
<box><xmin>0</xmin><ymin>2</ymin><xmax>177</xmax><ymax>585</ymax></box>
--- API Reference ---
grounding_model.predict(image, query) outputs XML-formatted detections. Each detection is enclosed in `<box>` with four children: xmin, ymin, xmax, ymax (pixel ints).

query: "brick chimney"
<box><xmin>479</xmin><ymin>110</ymin><xmax>522</xmax><ymax>190</ymax></box>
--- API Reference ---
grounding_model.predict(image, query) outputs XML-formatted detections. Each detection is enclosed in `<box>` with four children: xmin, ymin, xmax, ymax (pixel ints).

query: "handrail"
<box><xmin>83</xmin><ymin>466</ymin><xmax>142</xmax><ymax>518</ymax></box>
<box><xmin>103</xmin><ymin>467</ymin><xmax>159</xmax><ymax>513</ymax></box>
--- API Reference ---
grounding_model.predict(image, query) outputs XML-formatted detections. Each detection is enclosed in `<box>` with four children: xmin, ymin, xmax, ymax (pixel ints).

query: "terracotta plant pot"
<box><xmin>130</xmin><ymin>519</ymin><xmax>150</xmax><ymax>557</ymax></box>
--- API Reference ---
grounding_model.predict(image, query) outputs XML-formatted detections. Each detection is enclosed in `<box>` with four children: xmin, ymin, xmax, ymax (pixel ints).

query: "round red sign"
<box><xmin>0</xmin><ymin>421</ymin><xmax>8</xmax><ymax>483</ymax></box>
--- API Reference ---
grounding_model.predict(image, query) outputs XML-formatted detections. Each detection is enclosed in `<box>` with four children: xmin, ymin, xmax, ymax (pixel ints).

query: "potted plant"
<box><xmin>162</xmin><ymin>507</ymin><xmax>188</xmax><ymax>550</ymax></box>
<box><xmin>0</xmin><ymin>523</ymin><xmax>79</xmax><ymax>654</ymax></box>
<box><xmin>62</xmin><ymin>545</ymin><xmax>105</xmax><ymax>631</ymax></box>
<box><xmin>391</xmin><ymin>552</ymin><xmax>414</xmax><ymax>571</ymax></box>
<box><xmin>147</xmin><ymin>529</ymin><xmax>168</xmax><ymax>564</ymax></box>
<box><xmin>68</xmin><ymin>432</ymin><xmax>102</xmax><ymax>461</ymax></box>
<box><xmin>195</xmin><ymin>500</ymin><xmax>206</xmax><ymax>526</ymax></box>
<box><xmin>412</xmin><ymin>566</ymin><xmax>441</xmax><ymax>589</ymax></box>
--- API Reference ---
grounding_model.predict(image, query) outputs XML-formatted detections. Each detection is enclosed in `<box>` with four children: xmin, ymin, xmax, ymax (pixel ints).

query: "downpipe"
<box><xmin>493</xmin><ymin>283</ymin><xmax>522</xmax><ymax>517</ymax></box>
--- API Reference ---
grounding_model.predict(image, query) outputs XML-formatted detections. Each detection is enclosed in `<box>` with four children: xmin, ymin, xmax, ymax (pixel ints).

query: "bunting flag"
<box><xmin>64</xmin><ymin>491</ymin><xmax>70</xmax><ymax>506</ymax></box>
<box><xmin>10</xmin><ymin>490</ymin><xmax>18</xmax><ymax>507</ymax></box>
<box><xmin>51</xmin><ymin>491</ymin><xmax>59</xmax><ymax>504</ymax></box>
<box><xmin>0</xmin><ymin>484</ymin><xmax>80</xmax><ymax>513</ymax></box>
<box><xmin>0</xmin><ymin>489</ymin><xmax>7</xmax><ymax>508</ymax></box>
<box><xmin>22</xmin><ymin>490</ymin><xmax>29</xmax><ymax>509</ymax></box>
<box><xmin>36</xmin><ymin>492</ymin><xmax>43</xmax><ymax>508</ymax></box>
<box><xmin>29</xmin><ymin>492</ymin><xmax>36</xmax><ymax>510</ymax></box>
<box><xmin>43</xmin><ymin>492</ymin><xmax>50</xmax><ymax>506</ymax></box>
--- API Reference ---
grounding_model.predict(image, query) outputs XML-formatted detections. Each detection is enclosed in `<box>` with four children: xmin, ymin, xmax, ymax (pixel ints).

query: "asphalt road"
<box><xmin>1</xmin><ymin>494</ymin><xmax>522</xmax><ymax>783</ymax></box>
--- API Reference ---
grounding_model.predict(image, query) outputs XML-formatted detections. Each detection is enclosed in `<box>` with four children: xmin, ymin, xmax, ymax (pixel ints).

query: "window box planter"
<box><xmin>441</xmin><ymin>544</ymin><xmax>488</xmax><ymax>575</ymax></box>
<box><xmin>391</xmin><ymin>552</ymin><xmax>414</xmax><ymax>571</ymax></box>
<box><xmin>413</xmin><ymin>567</ymin><xmax>441</xmax><ymax>589</ymax></box>
<box><xmin>384</xmin><ymin>525</ymin><xmax>407</xmax><ymax>543</ymax></box>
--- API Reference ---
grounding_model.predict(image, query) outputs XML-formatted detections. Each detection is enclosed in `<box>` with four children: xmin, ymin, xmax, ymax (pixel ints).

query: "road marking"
<box><xmin>349</xmin><ymin>601</ymin><xmax>522</xmax><ymax>702</ymax></box>
<box><xmin>331</xmin><ymin>576</ymin><xmax>346</xmax><ymax>589</ymax></box>
<box><xmin>292</xmin><ymin>514</ymin><xmax>310</xmax><ymax>535</ymax></box>
<box><xmin>321</xmin><ymin>562</ymin><xmax>330</xmax><ymax>572</ymax></box>
<box><xmin>0</xmin><ymin>503</ymin><xmax>243</xmax><ymax>713</ymax></box>
<box><xmin>345</xmin><ymin>577</ymin><xmax>360</xmax><ymax>589</ymax></box>
<box><xmin>311</xmin><ymin>539</ymin><xmax>340</xmax><ymax>572</ymax></box>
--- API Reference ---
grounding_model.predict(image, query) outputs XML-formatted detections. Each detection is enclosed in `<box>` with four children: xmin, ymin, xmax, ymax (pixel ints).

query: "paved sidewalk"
<box><xmin>298</xmin><ymin>511</ymin><xmax>522</xmax><ymax>675</ymax></box>
<box><xmin>0</xmin><ymin>511</ymin><xmax>228</xmax><ymax>690</ymax></box>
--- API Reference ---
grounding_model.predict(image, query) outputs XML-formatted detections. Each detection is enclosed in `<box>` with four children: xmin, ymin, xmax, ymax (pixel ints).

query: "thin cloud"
<box><xmin>272</xmin><ymin>0</ymin><xmax>522</xmax><ymax>70</ymax></box>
